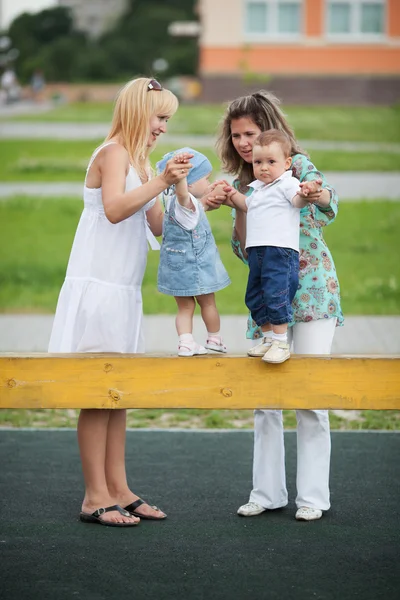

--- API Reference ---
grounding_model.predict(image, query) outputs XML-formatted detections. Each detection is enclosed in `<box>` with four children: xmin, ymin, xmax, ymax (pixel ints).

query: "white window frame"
<box><xmin>244</xmin><ymin>0</ymin><xmax>304</xmax><ymax>43</ymax></box>
<box><xmin>325</xmin><ymin>0</ymin><xmax>387</xmax><ymax>43</ymax></box>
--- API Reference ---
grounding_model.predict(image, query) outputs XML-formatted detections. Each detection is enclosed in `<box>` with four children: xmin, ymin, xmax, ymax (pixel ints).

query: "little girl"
<box><xmin>156</xmin><ymin>148</ymin><xmax>231</xmax><ymax>356</ymax></box>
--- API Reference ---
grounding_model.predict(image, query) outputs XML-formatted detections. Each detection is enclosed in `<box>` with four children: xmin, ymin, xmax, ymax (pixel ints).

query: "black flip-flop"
<box><xmin>124</xmin><ymin>498</ymin><xmax>167</xmax><ymax>520</ymax></box>
<box><xmin>80</xmin><ymin>504</ymin><xmax>139</xmax><ymax>527</ymax></box>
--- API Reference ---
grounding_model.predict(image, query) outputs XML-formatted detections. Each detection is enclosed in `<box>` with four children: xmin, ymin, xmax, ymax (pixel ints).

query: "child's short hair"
<box><xmin>156</xmin><ymin>147</ymin><xmax>212</xmax><ymax>185</ymax></box>
<box><xmin>253</xmin><ymin>129</ymin><xmax>292</xmax><ymax>157</ymax></box>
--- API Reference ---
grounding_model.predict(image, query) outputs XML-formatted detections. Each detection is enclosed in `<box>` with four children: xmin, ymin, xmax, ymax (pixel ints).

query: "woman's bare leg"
<box><xmin>77</xmin><ymin>408</ymin><xmax>137</xmax><ymax>523</ymax></box>
<box><xmin>105</xmin><ymin>409</ymin><xmax>165</xmax><ymax>518</ymax></box>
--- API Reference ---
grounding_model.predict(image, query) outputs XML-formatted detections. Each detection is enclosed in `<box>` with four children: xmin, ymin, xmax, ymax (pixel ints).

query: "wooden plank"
<box><xmin>0</xmin><ymin>354</ymin><xmax>399</xmax><ymax>410</ymax></box>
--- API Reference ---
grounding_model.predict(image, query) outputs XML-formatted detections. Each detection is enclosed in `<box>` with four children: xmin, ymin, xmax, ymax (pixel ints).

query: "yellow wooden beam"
<box><xmin>1</xmin><ymin>353</ymin><xmax>399</xmax><ymax>410</ymax></box>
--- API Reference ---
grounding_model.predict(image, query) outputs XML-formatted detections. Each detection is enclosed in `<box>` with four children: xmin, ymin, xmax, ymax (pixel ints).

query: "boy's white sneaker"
<box><xmin>295</xmin><ymin>507</ymin><xmax>323</xmax><ymax>521</ymax></box>
<box><xmin>178</xmin><ymin>342</ymin><xmax>208</xmax><ymax>357</ymax></box>
<box><xmin>237</xmin><ymin>501</ymin><xmax>266</xmax><ymax>517</ymax></box>
<box><xmin>205</xmin><ymin>336</ymin><xmax>227</xmax><ymax>353</ymax></box>
<box><xmin>247</xmin><ymin>337</ymin><xmax>272</xmax><ymax>357</ymax></box>
<box><xmin>262</xmin><ymin>340</ymin><xmax>290</xmax><ymax>364</ymax></box>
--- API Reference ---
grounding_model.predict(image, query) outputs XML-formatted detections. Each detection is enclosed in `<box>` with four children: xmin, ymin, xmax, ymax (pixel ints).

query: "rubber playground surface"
<box><xmin>0</xmin><ymin>429</ymin><xmax>399</xmax><ymax>600</ymax></box>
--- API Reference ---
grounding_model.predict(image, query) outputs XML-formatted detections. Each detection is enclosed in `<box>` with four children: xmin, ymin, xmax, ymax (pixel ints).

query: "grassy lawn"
<box><xmin>1</xmin><ymin>101</ymin><xmax>399</xmax><ymax>432</ymax></box>
<box><xmin>0</xmin><ymin>407</ymin><xmax>399</xmax><ymax>430</ymax></box>
<box><xmin>7</xmin><ymin>102</ymin><xmax>400</xmax><ymax>143</ymax></box>
<box><xmin>0</xmin><ymin>140</ymin><xmax>216</xmax><ymax>182</ymax></box>
<box><xmin>0</xmin><ymin>197</ymin><xmax>399</xmax><ymax>315</ymax></box>
<box><xmin>1</xmin><ymin>195</ymin><xmax>398</xmax><ymax>431</ymax></box>
<box><xmin>1</xmin><ymin>139</ymin><xmax>400</xmax><ymax>182</ymax></box>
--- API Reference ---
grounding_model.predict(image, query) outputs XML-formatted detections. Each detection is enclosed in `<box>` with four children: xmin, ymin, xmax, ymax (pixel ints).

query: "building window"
<box><xmin>328</xmin><ymin>3</ymin><xmax>351</xmax><ymax>33</ymax></box>
<box><xmin>246</xmin><ymin>2</ymin><xmax>268</xmax><ymax>33</ymax></box>
<box><xmin>361</xmin><ymin>3</ymin><xmax>384</xmax><ymax>33</ymax></box>
<box><xmin>278</xmin><ymin>2</ymin><xmax>301</xmax><ymax>33</ymax></box>
<box><xmin>245</xmin><ymin>0</ymin><xmax>303</xmax><ymax>38</ymax></box>
<box><xmin>327</xmin><ymin>1</ymin><xmax>385</xmax><ymax>38</ymax></box>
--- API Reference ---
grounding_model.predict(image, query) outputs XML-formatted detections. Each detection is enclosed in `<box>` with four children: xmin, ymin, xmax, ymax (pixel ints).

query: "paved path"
<box><xmin>0</xmin><ymin>100</ymin><xmax>54</xmax><ymax>117</ymax></box>
<box><xmin>1</xmin><ymin>314</ymin><xmax>399</xmax><ymax>354</ymax></box>
<box><xmin>0</xmin><ymin>182</ymin><xmax>84</xmax><ymax>197</ymax></box>
<box><xmin>1</xmin><ymin>172</ymin><xmax>400</xmax><ymax>200</ymax></box>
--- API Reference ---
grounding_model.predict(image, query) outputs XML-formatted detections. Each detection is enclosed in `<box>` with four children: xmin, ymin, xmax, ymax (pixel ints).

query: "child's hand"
<box><xmin>221</xmin><ymin>185</ymin><xmax>240</xmax><ymax>208</ymax></box>
<box><xmin>298</xmin><ymin>178</ymin><xmax>323</xmax><ymax>203</ymax></box>
<box><xmin>201</xmin><ymin>180</ymin><xmax>228</xmax><ymax>211</ymax></box>
<box><xmin>174</xmin><ymin>152</ymin><xmax>193</xmax><ymax>166</ymax></box>
<box><xmin>161</xmin><ymin>152</ymin><xmax>193</xmax><ymax>186</ymax></box>
<box><xmin>212</xmin><ymin>183</ymin><xmax>228</xmax><ymax>200</ymax></box>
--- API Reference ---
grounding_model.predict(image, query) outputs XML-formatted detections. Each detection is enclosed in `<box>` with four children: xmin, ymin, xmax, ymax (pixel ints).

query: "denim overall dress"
<box><xmin>158</xmin><ymin>196</ymin><xmax>231</xmax><ymax>296</ymax></box>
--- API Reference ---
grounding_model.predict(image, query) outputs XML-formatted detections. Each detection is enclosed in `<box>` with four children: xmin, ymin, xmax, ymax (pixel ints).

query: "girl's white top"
<box><xmin>48</xmin><ymin>142</ymin><xmax>157</xmax><ymax>354</ymax></box>
<box><xmin>164</xmin><ymin>194</ymin><xmax>200</xmax><ymax>229</ymax></box>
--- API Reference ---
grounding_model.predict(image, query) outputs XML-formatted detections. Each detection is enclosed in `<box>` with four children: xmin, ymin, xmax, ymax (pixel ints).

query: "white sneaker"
<box><xmin>295</xmin><ymin>507</ymin><xmax>323</xmax><ymax>521</ymax></box>
<box><xmin>178</xmin><ymin>342</ymin><xmax>208</xmax><ymax>357</ymax></box>
<box><xmin>205</xmin><ymin>336</ymin><xmax>227</xmax><ymax>353</ymax></box>
<box><xmin>247</xmin><ymin>337</ymin><xmax>272</xmax><ymax>357</ymax></box>
<box><xmin>262</xmin><ymin>340</ymin><xmax>290</xmax><ymax>364</ymax></box>
<box><xmin>237</xmin><ymin>501</ymin><xmax>266</xmax><ymax>517</ymax></box>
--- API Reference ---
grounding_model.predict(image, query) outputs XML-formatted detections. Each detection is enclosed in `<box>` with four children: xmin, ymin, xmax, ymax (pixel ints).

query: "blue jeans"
<box><xmin>245</xmin><ymin>246</ymin><xmax>299</xmax><ymax>326</ymax></box>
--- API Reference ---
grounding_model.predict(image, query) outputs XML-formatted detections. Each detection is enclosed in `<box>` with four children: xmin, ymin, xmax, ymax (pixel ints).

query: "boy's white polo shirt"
<box><xmin>245</xmin><ymin>170</ymin><xmax>301</xmax><ymax>252</ymax></box>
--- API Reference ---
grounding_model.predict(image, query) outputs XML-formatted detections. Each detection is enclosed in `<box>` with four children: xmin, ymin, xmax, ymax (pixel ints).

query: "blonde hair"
<box><xmin>216</xmin><ymin>90</ymin><xmax>307</xmax><ymax>193</ymax></box>
<box><xmin>254</xmin><ymin>129</ymin><xmax>292</xmax><ymax>157</ymax></box>
<box><xmin>106</xmin><ymin>77</ymin><xmax>179</xmax><ymax>182</ymax></box>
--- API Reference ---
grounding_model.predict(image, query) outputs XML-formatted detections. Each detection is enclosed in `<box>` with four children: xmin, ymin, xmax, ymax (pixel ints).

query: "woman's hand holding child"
<box><xmin>202</xmin><ymin>180</ymin><xmax>229</xmax><ymax>211</ymax></box>
<box><xmin>297</xmin><ymin>178</ymin><xmax>331</xmax><ymax>208</ymax></box>
<box><xmin>298</xmin><ymin>178</ymin><xmax>323</xmax><ymax>202</ymax></box>
<box><xmin>220</xmin><ymin>185</ymin><xmax>248</xmax><ymax>211</ymax></box>
<box><xmin>160</xmin><ymin>152</ymin><xmax>193</xmax><ymax>186</ymax></box>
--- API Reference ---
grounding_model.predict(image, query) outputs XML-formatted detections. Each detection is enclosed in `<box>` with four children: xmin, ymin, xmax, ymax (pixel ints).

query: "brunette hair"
<box><xmin>216</xmin><ymin>90</ymin><xmax>306</xmax><ymax>192</ymax></box>
<box><xmin>253</xmin><ymin>129</ymin><xmax>292</xmax><ymax>157</ymax></box>
<box><xmin>105</xmin><ymin>77</ymin><xmax>179</xmax><ymax>182</ymax></box>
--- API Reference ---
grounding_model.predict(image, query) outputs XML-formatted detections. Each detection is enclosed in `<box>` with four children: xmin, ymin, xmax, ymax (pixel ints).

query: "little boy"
<box><xmin>226</xmin><ymin>129</ymin><xmax>309</xmax><ymax>363</ymax></box>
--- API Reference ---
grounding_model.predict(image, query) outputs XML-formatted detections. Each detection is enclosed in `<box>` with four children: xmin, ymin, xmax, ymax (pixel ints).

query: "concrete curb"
<box><xmin>1</xmin><ymin>314</ymin><xmax>399</xmax><ymax>354</ymax></box>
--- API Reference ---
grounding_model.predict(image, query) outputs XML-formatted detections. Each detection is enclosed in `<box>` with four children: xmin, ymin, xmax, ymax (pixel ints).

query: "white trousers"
<box><xmin>249</xmin><ymin>318</ymin><xmax>337</xmax><ymax>511</ymax></box>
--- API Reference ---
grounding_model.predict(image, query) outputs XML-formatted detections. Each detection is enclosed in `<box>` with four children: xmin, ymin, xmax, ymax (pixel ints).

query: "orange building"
<box><xmin>197</xmin><ymin>0</ymin><xmax>400</xmax><ymax>103</ymax></box>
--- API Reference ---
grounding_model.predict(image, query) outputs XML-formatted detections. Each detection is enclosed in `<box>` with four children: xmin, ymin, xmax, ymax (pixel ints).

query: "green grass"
<box><xmin>0</xmin><ymin>140</ymin><xmax>220</xmax><ymax>182</ymax></box>
<box><xmin>0</xmin><ymin>196</ymin><xmax>399</xmax><ymax>315</ymax></box>
<box><xmin>8</xmin><ymin>103</ymin><xmax>400</xmax><ymax>143</ymax></box>
<box><xmin>0</xmin><ymin>139</ymin><xmax>399</xmax><ymax>182</ymax></box>
<box><xmin>12</xmin><ymin>102</ymin><xmax>115</xmax><ymax>123</ymax></box>
<box><xmin>0</xmin><ymin>408</ymin><xmax>399</xmax><ymax>430</ymax></box>
<box><xmin>325</xmin><ymin>201</ymin><xmax>400</xmax><ymax>313</ymax></box>
<box><xmin>307</xmin><ymin>150</ymin><xmax>400</xmax><ymax>171</ymax></box>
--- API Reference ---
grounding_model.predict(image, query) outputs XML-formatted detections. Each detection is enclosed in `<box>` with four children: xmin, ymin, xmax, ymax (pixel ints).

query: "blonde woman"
<box><xmin>49</xmin><ymin>78</ymin><xmax>192</xmax><ymax>527</ymax></box>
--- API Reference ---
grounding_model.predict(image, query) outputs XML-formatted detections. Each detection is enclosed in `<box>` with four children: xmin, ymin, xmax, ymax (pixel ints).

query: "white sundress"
<box><xmin>48</xmin><ymin>142</ymin><xmax>158</xmax><ymax>354</ymax></box>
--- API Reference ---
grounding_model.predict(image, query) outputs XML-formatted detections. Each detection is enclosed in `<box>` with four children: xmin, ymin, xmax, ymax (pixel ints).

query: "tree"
<box><xmin>7</xmin><ymin>7</ymin><xmax>80</xmax><ymax>82</ymax></box>
<box><xmin>101</xmin><ymin>0</ymin><xmax>198</xmax><ymax>78</ymax></box>
<box><xmin>6</xmin><ymin>1</ymin><xmax>199</xmax><ymax>82</ymax></box>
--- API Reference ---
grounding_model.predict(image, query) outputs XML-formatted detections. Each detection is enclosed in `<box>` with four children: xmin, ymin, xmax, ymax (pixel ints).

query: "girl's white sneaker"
<box><xmin>237</xmin><ymin>501</ymin><xmax>266</xmax><ymax>517</ymax></box>
<box><xmin>205</xmin><ymin>336</ymin><xmax>227</xmax><ymax>353</ymax></box>
<box><xmin>178</xmin><ymin>342</ymin><xmax>208</xmax><ymax>357</ymax></box>
<box><xmin>295</xmin><ymin>507</ymin><xmax>323</xmax><ymax>521</ymax></box>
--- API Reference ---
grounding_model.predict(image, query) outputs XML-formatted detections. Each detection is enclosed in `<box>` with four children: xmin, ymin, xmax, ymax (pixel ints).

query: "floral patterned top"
<box><xmin>231</xmin><ymin>153</ymin><xmax>344</xmax><ymax>340</ymax></box>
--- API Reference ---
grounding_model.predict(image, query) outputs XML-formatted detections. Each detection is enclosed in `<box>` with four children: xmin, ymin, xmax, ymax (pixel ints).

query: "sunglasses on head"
<box><xmin>147</xmin><ymin>79</ymin><xmax>163</xmax><ymax>91</ymax></box>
